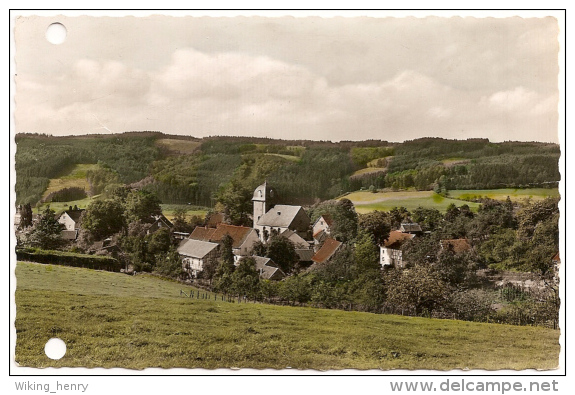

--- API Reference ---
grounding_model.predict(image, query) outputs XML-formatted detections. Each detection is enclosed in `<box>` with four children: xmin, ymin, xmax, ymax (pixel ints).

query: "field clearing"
<box><xmin>352</xmin><ymin>167</ymin><xmax>386</xmax><ymax>176</ymax></box>
<box><xmin>264</xmin><ymin>153</ymin><xmax>301</xmax><ymax>162</ymax></box>
<box><xmin>35</xmin><ymin>195</ymin><xmax>101</xmax><ymax>215</ymax></box>
<box><xmin>449</xmin><ymin>188</ymin><xmax>560</xmax><ymax>202</ymax></box>
<box><xmin>342</xmin><ymin>191</ymin><xmax>481</xmax><ymax>213</ymax></box>
<box><xmin>15</xmin><ymin>262</ymin><xmax>559</xmax><ymax>370</ymax></box>
<box><xmin>156</xmin><ymin>138</ymin><xmax>201</xmax><ymax>154</ymax></box>
<box><xmin>41</xmin><ymin>164</ymin><xmax>99</xmax><ymax>200</ymax></box>
<box><xmin>160</xmin><ymin>204</ymin><xmax>208</xmax><ymax>221</ymax></box>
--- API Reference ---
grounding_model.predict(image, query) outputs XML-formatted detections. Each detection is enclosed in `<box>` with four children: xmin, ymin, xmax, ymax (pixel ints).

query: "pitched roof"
<box><xmin>280</xmin><ymin>229</ymin><xmax>310</xmax><ymax>247</ymax></box>
<box><xmin>59</xmin><ymin>209</ymin><xmax>84</xmax><ymax>226</ymax></box>
<box><xmin>552</xmin><ymin>252</ymin><xmax>560</xmax><ymax>263</ymax></box>
<box><xmin>440</xmin><ymin>239</ymin><xmax>472</xmax><ymax>253</ymax></box>
<box><xmin>295</xmin><ymin>248</ymin><xmax>315</xmax><ymax>262</ymax></box>
<box><xmin>210</xmin><ymin>224</ymin><xmax>254</xmax><ymax>248</ymax></box>
<box><xmin>400</xmin><ymin>223</ymin><xmax>422</xmax><ymax>233</ymax></box>
<box><xmin>177</xmin><ymin>239</ymin><xmax>219</xmax><ymax>258</ymax></box>
<box><xmin>190</xmin><ymin>226</ymin><xmax>217</xmax><ymax>241</ymax></box>
<box><xmin>252</xmin><ymin>256</ymin><xmax>285</xmax><ymax>280</ymax></box>
<box><xmin>312</xmin><ymin>238</ymin><xmax>342</xmax><ymax>264</ymax></box>
<box><xmin>257</xmin><ymin>205</ymin><xmax>305</xmax><ymax>228</ymax></box>
<box><xmin>383</xmin><ymin>230</ymin><xmax>415</xmax><ymax>249</ymax></box>
<box><xmin>313</xmin><ymin>213</ymin><xmax>333</xmax><ymax>227</ymax></box>
<box><xmin>190</xmin><ymin>224</ymin><xmax>254</xmax><ymax>248</ymax></box>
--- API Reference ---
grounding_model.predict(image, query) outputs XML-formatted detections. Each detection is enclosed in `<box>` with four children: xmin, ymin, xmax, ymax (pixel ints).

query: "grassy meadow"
<box><xmin>342</xmin><ymin>191</ymin><xmax>482</xmax><ymax>214</ymax></box>
<box><xmin>155</xmin><ymin>138</ymin><xmax>202</xmax><ymax>154</ymax></box>
<box><xmin>159</xmin><ymin>204</ymin><xmax>209</xmax><ymax>221</ymax></box>
<box><xmin>41</xmin><ymin>164</ymin><xmax>99</xmax><ymax>201</ymax></box>
<box><xmin>448</xmin><ymin>188</ymin><xmax>560</xmax><ymax>202</ymax></box>
<box><xmin>15</xmin><ymin>262</ymin><xmax>559</xmax><ymax>370</ymax></box>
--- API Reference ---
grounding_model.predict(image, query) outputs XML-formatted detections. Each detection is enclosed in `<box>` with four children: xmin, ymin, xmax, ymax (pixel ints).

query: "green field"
<box><xmin>15</xmin><ymin>262</ymin><xmax>559</xmax><ymax>370</ymax></box>
<box><xmin>41</xmin><ymin>164</ymin><xmax>99</xmax><ymax>200</ymax></box>
<box><xmin>159</xmin><ymin>204</ymin><xmax>209</xmax><ymax>221</ymax></box>
<box><xmin>35</xmin><ymin>195</ymin><xmax>101</xmax><ymax>215</ymax></box>
<box><xmin>352</xmin><ymin>167</ymin><xmax>387</xmax><ymax>176</ymax></box>
<box><xmin>264</xmin><ymin>153</ymin><xmax>301</xmax><ymax>162</ymax></box>
<box><xmin>155</xmin><ymin>138</ymin><xmax>201</xmax><ymax>154</ymax></box>
<box><xmin>448</xmin><ymin>188</ymin><xmax>560</xmax><ymax>202</ymax></box>
<box><xmin>343</xmin><ymin>191</ymin><xmax>482</xmax><ymax>214</ymax></box>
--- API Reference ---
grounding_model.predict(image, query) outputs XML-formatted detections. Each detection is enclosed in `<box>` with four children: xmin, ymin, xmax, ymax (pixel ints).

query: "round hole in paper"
<box><xmin>44</xmin><ymin>338</ymin><xmax>66</xmax><ymax>360</ymax></box>
<box><xmin>46</xmin><ymin>23</ymin><xmax>67</xmax><ymax>45</ymax></box>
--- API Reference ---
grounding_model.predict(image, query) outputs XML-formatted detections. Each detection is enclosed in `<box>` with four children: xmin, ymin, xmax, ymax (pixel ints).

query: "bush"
<box><xmin>16</xmin><ymin>248</ymin><xmax>122</xmax><ymax>272</ymax></box>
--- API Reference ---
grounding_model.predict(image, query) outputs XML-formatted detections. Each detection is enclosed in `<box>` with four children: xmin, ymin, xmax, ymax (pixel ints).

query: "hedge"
<box><xmin>16</xmin><ymin>248</ymin><xmax>122</xmax><ymax>272</ymax></box>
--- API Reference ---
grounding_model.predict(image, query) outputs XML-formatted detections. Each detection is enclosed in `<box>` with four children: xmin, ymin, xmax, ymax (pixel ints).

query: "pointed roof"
<box><xmin>59</xmin><ymin>209</ymin><xmax>85</xmax><ymax>226</ymax></box>
<box><xmin>382</xmin><ymin>230</ymin><xmax>415</xmax><ymax>249</ymax></box>
<box><xmin>190</xmin><ymin>226</ymin><xmax>217</xmax><ymax>241</ymax></box>
<box><xmin>252</xmin><ymin>256</ymin><xmax>286</xmax><ymax>280</ymax></box>
<box><xmin>280</xmin><ymin>229</ymin><xmax>310</xmax><ymax>247</ymax></box>
<box><xmin>313</xmin><ymin>213</ymin><xmax>333</xmax><ymax>227</ymax></box>
<box><xmin>253</xmin><ymin>181</ymin><xmax>275</xmax><ymax>201</ymax></box>
<box><xmin>257</xmin><ymin>205</ymin><xmax>307</xmax><ymax>228</ymax></box>
<box><xmin>177</xmin><ymin>239</ymin><xmax>219</xmax><ymax>258</ymax></box>
<box><xmin>190</xmin><ymin>224</ymin><xmax>254</xmax><ymax>248</ymax></box>
<box><xmin>311</xmin><ymin>238</ymin><xmax>342</xmax><ymax>264</ymax></box>
<box><xmin>210</xmin><ymin>224</ymin><xmax>255</xmax><ymax>248</ymax></box>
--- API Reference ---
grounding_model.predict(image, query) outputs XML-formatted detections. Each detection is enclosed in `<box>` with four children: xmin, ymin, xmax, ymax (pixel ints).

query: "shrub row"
<box><xmin>16</xmin><ymin>248</ymin><xmax>122</xmax><ymax>272</ymax></box>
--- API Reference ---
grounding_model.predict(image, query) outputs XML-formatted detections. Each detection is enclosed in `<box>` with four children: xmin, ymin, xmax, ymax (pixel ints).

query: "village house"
<box><xmin>147</xmin><ymin>214</ymin><xmax>173</xmax><ymax>235</ymax></box>
<box><xmin>250</xmin><ymin>256</ymin><xmax>286</xmax><ymax>281</ymax></box>
<box><xmin>177</xmin><ymin>238</ymin><xmax>220</xmax><ymax>278</ymax></box>
<box><xmin>252</xmin><ymin>182</ymin><xmax>311</xmax><ymax>242</ymax></box>
<box><xmin>399</xmin><ymin>222</ymin><xmax>423</xmax><ymax>235</ymax></box>
<box><xmin>189</xmin><ymin>223</ymin><xmax>259</xmax><ymax>262</ymax></box>
<box><xmin>311</xmin><ymin>238</ymin><xmax>342</xmax><ymax>267</ymax></box>
<box><xmin>312</xmin><ymin>214</ymin><xmax>333</xmax><ymax>249</ymax></box>
<box><xmin>380</xmin><ymin>230</ymin><xmax>415</xmax><ymax>268</ymax></box>
<box><xmin>57</xmin><ymin>208</ymin><xmax>85</xmax><ymax>240</ymax></box>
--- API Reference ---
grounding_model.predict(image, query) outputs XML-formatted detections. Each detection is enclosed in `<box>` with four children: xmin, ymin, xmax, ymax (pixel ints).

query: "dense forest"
<box><xmin>15</xmin><ymin>133</ymin><xmax>560</xmax><ymax>208</ymax></box>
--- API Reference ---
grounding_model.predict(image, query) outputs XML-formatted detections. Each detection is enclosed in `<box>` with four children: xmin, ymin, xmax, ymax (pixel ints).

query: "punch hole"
<box><xmin>44</xmin><ymin>338</ymin><xmax>66</xmax><ymax>360</ymax></box>
<box><xmin>45</xmin><ymin>23</ymin><xmax>67</xmax><ymax>45</ymax></box>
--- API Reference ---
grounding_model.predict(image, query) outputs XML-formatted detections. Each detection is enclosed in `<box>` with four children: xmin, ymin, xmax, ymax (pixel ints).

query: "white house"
<box><xmin>379</xmin><ymin>230</ymin><xmax>415</xmax><ymax>268</ymax></box>
<box><xmin>57</xmin><ymin>209</ymin><xmax>84</xmax><ymax>240</ymax></box>
<box><xmin>177</xmin><ymin>239</ymin><xmax>220</xmax><ymax>277</ymax></box>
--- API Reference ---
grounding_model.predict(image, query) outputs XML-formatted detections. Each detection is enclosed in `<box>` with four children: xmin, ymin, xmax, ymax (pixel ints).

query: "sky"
<box><xmin>13</xmin><ymin>12</ymin><xmax>561</xmax><ymax>143</ymax></box>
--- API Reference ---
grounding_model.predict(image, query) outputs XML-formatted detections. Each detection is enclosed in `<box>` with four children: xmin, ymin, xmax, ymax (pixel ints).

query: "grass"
<box><xmin>352</xmin><ymin>167</ymin><xmax>387</xmax><ymax>176</ymax></box>
<box><xmin>264</xmin><ymin>153</ymin><xmax>301</xmax><ymax>162</ymax></box>
<box><xmin>448</xmin><ymin>188</ymin><xmax>560</xmax><ymax>202</ymax></box>
<box><xmin>35</xmin><ymin>195</ymin><xmax>101</xmax><ymax>215</ymax></box>
<box><xmin>343</xmin><ymin>191</ymin><xmax>481</xmax><ymax>214</ymax></box>
<box><xmin>159</xmin><ymin>204</ymin><xmax>208</xmax><ymax>221</ymax></box>
<box><xmin>41</xmin><ymin>164</ymin><xmax>100</xmax><ymax>200</ymax></box>
<box><xmin>15</xmin><ymin>262</ymin><xmax>559</xmax><ymax>370</ymax></box>
<box><xmin>156</xmin><ymin>139</ymin><xmax>201</xmax><ymax>154</ymax></box>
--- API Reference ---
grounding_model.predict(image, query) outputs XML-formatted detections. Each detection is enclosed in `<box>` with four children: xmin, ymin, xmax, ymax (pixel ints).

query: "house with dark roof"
<box><xmin>380</xmin><ymin>230</ymin><xmax>415</xmax><ymax>268</ymax></box>
<box><xmin>57</xmin><ymin>209</ymin><xmax>84</xmax><ymax>240</ymax></box>
<box><xmin>250</xmin><ymin>256</ymin><xmax>286</xmax><ymax>281</ymax></box>
<box><xmin>147</xmin><ymin>214</ymin><xmax>173</xmax><ymax>234</ymax></box>
<box><xmin>311</xmin><ymin>238</ymin><xmax>342</xmax><ymax>265</ymax></box>
<box><xmin>177</xmin><ymin>238</ymin><xmax>220</xmax><ymax>277</ymax></box>
<box><xmin>189</xmin><ymin>224</ymin><xmax>259</xmax><ymax>261</ymax></box>
<box><xmin>399</xmin><ymin>222</ymin><xmax>422</xmax><ymax>234</ymax></box>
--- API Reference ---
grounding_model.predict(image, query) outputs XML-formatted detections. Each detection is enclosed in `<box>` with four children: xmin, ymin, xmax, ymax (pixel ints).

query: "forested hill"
<box><xmin>15</xmin><ymin>133</ymin><xmax>560</xmax><ymax>207</ymax></box>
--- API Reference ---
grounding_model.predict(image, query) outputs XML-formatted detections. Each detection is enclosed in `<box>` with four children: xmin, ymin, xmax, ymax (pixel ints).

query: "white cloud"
<box><xmin>15</xmin><ymin>47</ymin><xmax>558</xmax><ymax>143</ymax></box>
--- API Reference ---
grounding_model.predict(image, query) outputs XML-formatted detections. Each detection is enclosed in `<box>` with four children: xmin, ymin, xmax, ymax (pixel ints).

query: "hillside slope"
<box><xmin>15</xmin><ymin>262</ymin><xmax>559</xmax><ymax>370</ymax></box>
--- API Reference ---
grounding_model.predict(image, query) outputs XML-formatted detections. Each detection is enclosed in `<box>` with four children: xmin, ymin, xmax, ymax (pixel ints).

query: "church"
<box><xmin>252</xmin><ymin>181</ymin><xmax>311</xmax><ymax>242</ymax></box>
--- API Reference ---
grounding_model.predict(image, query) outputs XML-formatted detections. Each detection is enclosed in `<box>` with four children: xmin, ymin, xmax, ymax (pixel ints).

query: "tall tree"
<box><xmin>266</xmin><ymin>235</ymin><xmax>299</xmax><ymax>274</ymax></box>
<box><xmin>124</xmin><ymin>190</ymin><xmax>162</xmax><ymax>224</ymax></box>
<box><xmin>358</xmin><ymin>211</ymin><xmax>391</xmax><ymax>245</ymax></box>
<box><xmin>82</xmin><ymin>199</ymin><xmax>125</xmax><ymax>240</ymax></box>
<box><xmin>28</xmin><ymin>206</ymin><xmax>63</xmax><ymax>250</ymax></box>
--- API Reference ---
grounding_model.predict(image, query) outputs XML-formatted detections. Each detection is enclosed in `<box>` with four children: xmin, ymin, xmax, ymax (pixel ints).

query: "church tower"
<box><xmin>252</xmin><ymin>181</ymin><xmax>269</xmax><ymax>229</ymax></box>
